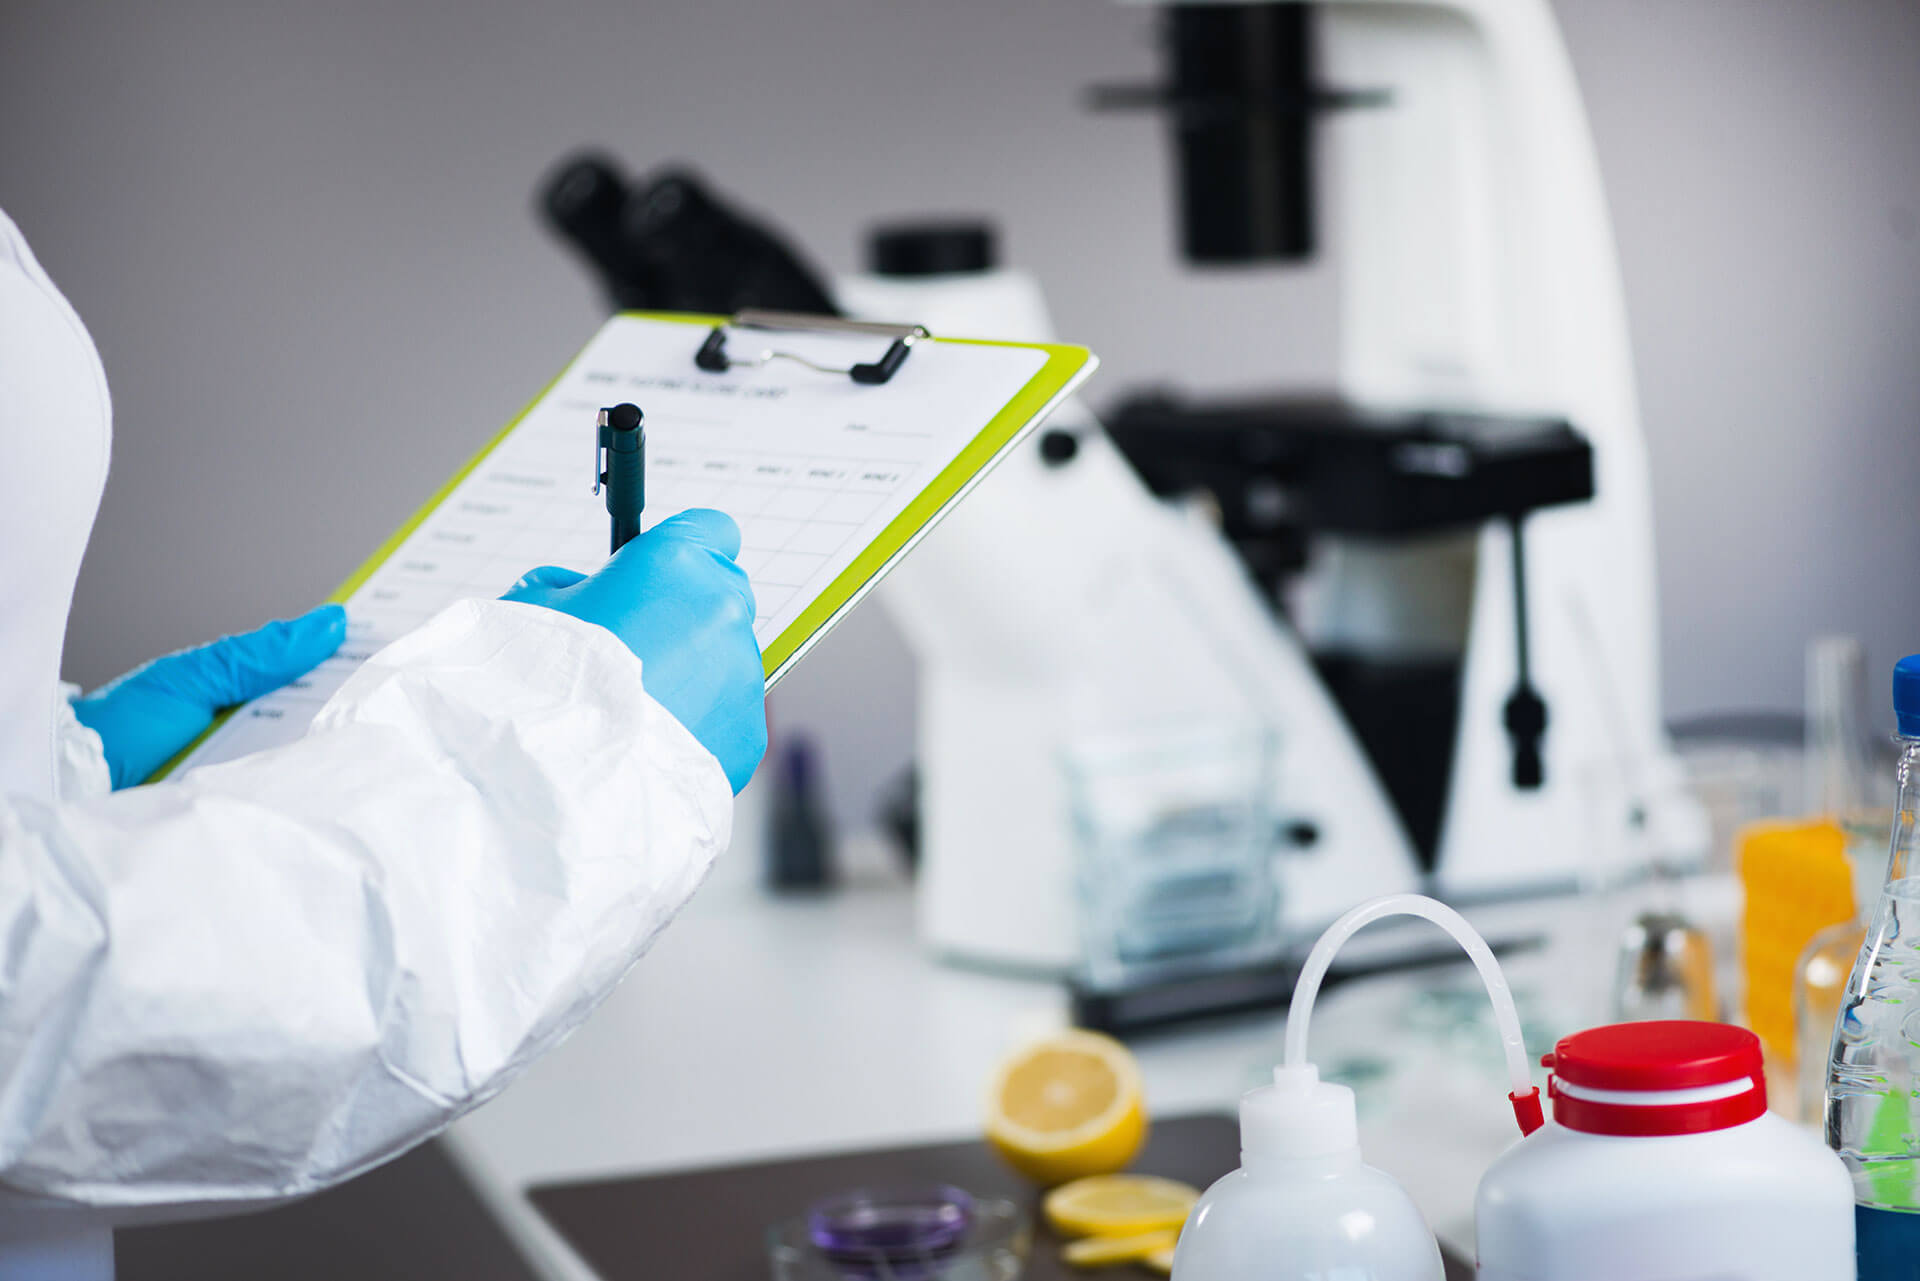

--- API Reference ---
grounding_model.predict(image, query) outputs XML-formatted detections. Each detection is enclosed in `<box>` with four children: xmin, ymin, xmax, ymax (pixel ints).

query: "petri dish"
<box><xmin>770</xmin><ymin>1193</ymin><xmax>1030</xmax><ymax>1281</ymax></box>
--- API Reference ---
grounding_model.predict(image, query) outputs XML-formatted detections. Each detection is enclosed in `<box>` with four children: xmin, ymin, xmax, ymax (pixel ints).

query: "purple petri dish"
<box><xmin>806</xmin><ymin>1185</ymin><xmax>975</xmax><ymax>1261</ymax></box>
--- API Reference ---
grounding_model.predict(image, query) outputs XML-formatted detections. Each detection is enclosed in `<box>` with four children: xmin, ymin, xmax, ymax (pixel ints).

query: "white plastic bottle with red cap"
<box><xmin>1475</xmin><ymin>1020</ymin><xmax>1854</xmax><ymax>1280</ymax></box>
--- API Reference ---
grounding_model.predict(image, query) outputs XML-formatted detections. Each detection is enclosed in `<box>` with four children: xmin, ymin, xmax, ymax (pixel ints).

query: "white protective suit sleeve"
<box><xmin>51</xmin><ymin>684</ymin><xmax>110</xmax><ymax>805</ymax></box>
<box><xmin>0</xmin><ymin>596</ymin><xmax>731</xmax><ymax>1208</ymax></box>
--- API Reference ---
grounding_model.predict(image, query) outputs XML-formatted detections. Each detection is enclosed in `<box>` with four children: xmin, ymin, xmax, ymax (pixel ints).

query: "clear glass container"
<box><xmin>1571</xmin><ymin>758</ymin><xmax>1719</xmax><ymax>1030</ymax></box>
<box><xmin>1795</xmin><ymin>811</ymin><xmax>1894</xmax><ymax>1120</ymax></box>
<box><xmin>1794</xmin><ymin>638</ymin><xmax>1896</xmax><ymax>1119</ymax></box>
<box><xmin>1798</xmin><ymin>916</ymin><xmax>1865</xmax><ymax>1122</ymax></box>
<box><xmin>1614</xmin><ymin>910</ymin><xmax>1718</xmax><ymax>1022</ymax></box>
<box><xmin>1063</xmin><ymin>724</ymin><xmax>1282</xmax><ymax>992</ymax></box>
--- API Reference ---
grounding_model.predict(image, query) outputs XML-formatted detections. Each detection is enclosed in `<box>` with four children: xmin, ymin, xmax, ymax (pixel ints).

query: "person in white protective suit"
<box><xmin>0</xmin><ymin>206</ymin><xmax>768</xmax><ymax>1272</ymax></box>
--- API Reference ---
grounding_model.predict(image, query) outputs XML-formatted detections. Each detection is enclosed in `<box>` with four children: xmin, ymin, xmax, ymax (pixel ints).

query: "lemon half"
<box><xmin>985</xmin><ymin>1030</ymin><xmax>1146</xmax><ymax>1186</ymax></box>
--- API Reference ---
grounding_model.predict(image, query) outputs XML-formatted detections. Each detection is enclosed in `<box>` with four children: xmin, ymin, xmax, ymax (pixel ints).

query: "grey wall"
<box><xmin>2</xmin><ymin>0</ymin><xmax>1916</xmax><ymax>829</ymax></box>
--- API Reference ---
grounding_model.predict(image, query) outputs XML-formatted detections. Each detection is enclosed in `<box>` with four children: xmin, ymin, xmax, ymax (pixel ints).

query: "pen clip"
<box><xmin>593</xmin><ymin>408</ymin><xmax>610</xmax><ymax>496</ymax></box>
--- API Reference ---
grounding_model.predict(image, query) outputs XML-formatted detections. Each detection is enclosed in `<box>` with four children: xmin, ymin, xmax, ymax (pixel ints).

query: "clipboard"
<box><xmin>160</xmin><ymin>310</ymin><xmax>1096</xmax><ymax>778</ymax></box>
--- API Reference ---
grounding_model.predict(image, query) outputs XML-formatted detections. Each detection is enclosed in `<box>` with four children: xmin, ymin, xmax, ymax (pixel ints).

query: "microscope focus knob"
<box><xmin>1504</xmin><ymin>685</ymin><xmax>1549</xmax><ymax>791</ymax></box>
<box><xmin>1039</xmin><ymin>430</ymin><xmax>1080</xmax><ymax>466</ymax></box>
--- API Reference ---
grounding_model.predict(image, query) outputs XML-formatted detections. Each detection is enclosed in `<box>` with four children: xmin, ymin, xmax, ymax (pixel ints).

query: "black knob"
<box><xmin>1503</xmin><ymin>685</ymin><xmax>1548</xmax><ymax>791</ymax></box>
<box><xmin>1039</xmin><ymin>430</ymin><xmax>1080</xmax><ymax>466</ymax></box>
<box><xmin>868</xmin><ymin>221</ymin><xmax>998</xmax><ymax>277</ymax></box>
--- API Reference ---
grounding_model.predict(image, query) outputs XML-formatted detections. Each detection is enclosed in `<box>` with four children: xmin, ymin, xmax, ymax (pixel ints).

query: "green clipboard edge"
<box><xmin>150</xmin><ymin>311</ymin><xmax>1096</xmax><ymax>781</ymax></box>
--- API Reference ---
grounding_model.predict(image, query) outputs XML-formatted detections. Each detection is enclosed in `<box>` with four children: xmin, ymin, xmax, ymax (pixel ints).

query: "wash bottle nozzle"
<box><xmin>1284</xmin><ymin>893</ymin><xmax>1543</xmax><ymax>1137</ymax></box>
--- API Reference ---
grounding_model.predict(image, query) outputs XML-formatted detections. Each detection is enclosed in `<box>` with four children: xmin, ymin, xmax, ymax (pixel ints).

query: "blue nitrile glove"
<box><xmin>72</xmin><ymin>604</ymin><xmax>349</xmax><ymax>789</ymax></box>
<box><xmin>502</xmin><ymin>508</ymin><xmax>767</xmax><ymax>793</ymax></box>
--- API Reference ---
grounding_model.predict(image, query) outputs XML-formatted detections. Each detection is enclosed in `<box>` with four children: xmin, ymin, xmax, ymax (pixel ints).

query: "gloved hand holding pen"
<box><xmin>504</xmin><ymin>507</ymin><xmax>767</xmax><ymax>793</ymax></box>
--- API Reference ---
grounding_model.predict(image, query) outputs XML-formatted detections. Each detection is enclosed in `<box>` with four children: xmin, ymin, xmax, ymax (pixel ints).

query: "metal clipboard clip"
<box><xmin>694</xmin><ymin>309</ymin><xmax>930</xmax><ymax>386</ymax></box>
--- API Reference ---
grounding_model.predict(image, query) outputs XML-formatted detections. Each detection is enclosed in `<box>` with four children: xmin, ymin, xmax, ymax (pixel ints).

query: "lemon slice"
<box><xmin>1061</xmin><ymin>1228</ymin><xmax>1180</xmax><ymax>1269</ymax></box>
<box><xmin>1143</xmin><ymin>1242</ymin><xmax>1179</xmax><ymax>1275</ymax></box>
<box><xmin>985</xmin><ymin>1030</ymin><xmax>1147</xmax><ymax>1186</ymax></box>
<box><xmin>1042</xmin><ymin>1174</ymin><xmax>1200</xmax><ymax>1239</ymax></box>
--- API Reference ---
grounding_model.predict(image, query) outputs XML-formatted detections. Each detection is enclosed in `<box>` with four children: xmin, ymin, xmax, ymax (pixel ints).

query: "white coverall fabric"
<box><xmin>0</xmin><ymin>208</ymin><xmax>733</xmax><ymax>1209</ymax></box>
<box><xmin>53</xmin><ymin>687</ymin><xmax>111</xmax><ymax>805</ymax></box>
<box><xmin>0</xmin><ymin>211</ymin><xmax>110</xmax><ymax>810</ymax></box>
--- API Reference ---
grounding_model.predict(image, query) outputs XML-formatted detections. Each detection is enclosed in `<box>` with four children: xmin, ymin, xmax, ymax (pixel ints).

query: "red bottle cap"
<box><xmin>1544</xmin><ymin>1021</ymin><xmax>1767</xmax><ymax>1137</ymax></box>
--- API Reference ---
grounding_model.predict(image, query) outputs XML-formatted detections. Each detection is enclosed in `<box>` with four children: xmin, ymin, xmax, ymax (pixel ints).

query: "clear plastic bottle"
<box><xmin>1824</xmin><ymin>654</ymin><xmax>1920</xmax><ymax>1275</ymax></box>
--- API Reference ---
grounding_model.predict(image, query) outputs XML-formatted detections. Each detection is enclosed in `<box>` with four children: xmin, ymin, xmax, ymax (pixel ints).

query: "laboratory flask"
<box><xmin>1795</xmin><ymin>635</ymin><xmax>1890</xmax><ymax>1118</ymax></box>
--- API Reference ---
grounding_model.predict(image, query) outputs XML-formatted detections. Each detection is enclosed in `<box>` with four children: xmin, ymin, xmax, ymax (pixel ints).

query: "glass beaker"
<box><xmin>1063</xmin><ymin>724</ymin><xmax>1283</xmax><ymax>992</ymax></box>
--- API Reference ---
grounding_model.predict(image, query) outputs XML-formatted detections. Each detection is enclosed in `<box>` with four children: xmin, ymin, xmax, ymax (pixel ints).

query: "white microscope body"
<box><xmin>860</xmin><ymin>0</ymin><xmax>1682</xmax><ymax>972</ymax></box>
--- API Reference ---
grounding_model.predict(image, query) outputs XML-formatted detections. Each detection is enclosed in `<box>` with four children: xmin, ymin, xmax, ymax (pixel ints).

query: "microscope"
<box><xmin>871</xmin><ymin>0</ymin><xmax>1694</xmax><ymax>977</ymax></box>
<box><xmin>538</xmin><ymin>0</ymin><xmax>1699</xmax><ymax>997</ymax></box>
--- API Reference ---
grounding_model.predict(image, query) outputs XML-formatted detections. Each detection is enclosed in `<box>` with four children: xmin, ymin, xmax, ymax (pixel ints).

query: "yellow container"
<box><xmin>1738</xmin><ymin>819</ymin><xmax>1852</xmax><ymax>1066</ymax></box>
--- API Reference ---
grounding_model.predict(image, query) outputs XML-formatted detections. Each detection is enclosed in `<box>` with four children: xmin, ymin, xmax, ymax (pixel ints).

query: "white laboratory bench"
<box><xmin>439</xmin><ymin>829</ymin><xmax>1628</xmax><ymax>1280</ymax></box>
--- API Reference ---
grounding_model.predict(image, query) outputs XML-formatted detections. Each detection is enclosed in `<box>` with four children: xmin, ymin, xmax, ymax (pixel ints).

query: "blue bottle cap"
<box><xmin>1896</xmin><ymin>655</ymin><xmax>1920</xmax><ymax>738</ymax></box>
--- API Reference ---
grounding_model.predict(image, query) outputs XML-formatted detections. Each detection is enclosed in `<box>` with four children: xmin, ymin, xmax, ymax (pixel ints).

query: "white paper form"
<box><xmin>175</xmin><ymin>315</ymin><xmax>1059</xmax><ymax>772</ymax></box>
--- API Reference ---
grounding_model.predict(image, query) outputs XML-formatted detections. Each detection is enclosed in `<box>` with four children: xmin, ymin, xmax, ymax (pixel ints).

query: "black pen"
<box><xmin>594</xmin><ymin>402</ymin><xmax>645</xmax><ymax>552</ymax></box>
